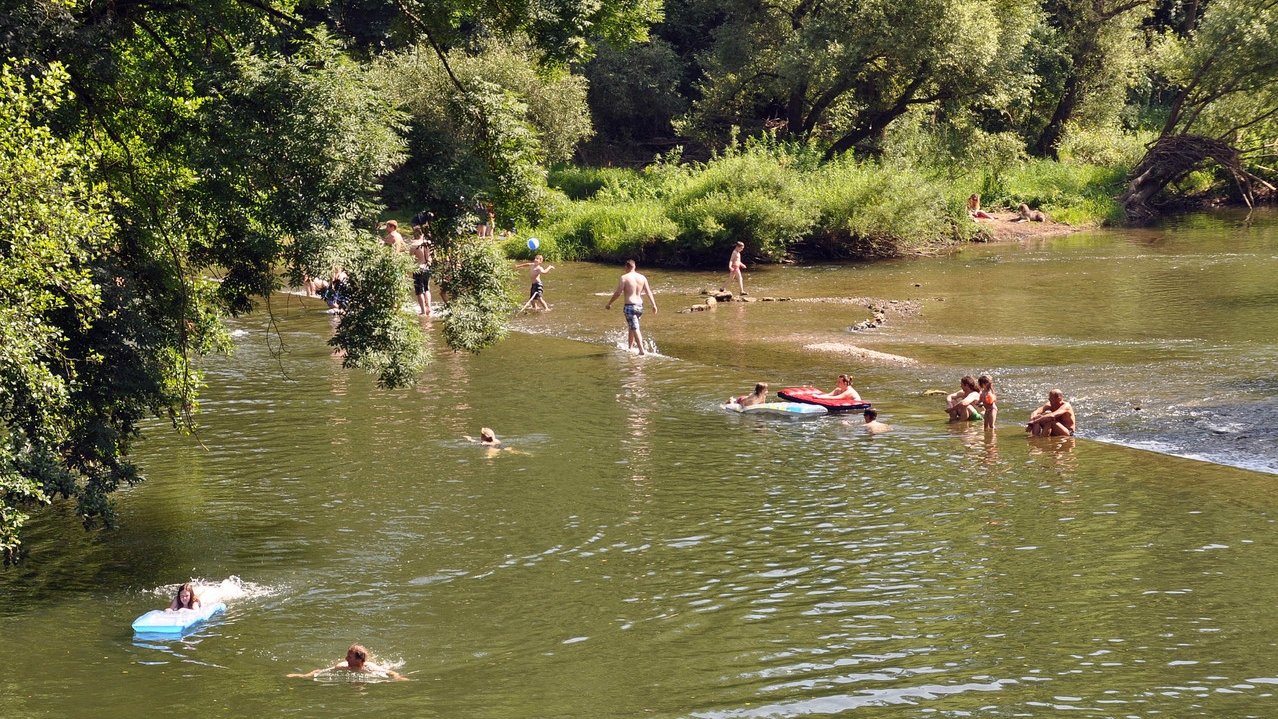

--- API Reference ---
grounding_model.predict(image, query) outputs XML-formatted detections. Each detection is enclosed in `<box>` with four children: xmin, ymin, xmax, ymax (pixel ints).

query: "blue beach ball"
<box><xmin>527</xmin><ymin>237</ymin><xmax>540</xmax><ymax>251</ymax></box>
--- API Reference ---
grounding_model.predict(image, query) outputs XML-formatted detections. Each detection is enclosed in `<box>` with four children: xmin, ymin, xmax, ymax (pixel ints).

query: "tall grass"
<box><xmin>520</xmin><ymin>137</ymin><xmax>1128</xmax><ymax>266</ymax></box>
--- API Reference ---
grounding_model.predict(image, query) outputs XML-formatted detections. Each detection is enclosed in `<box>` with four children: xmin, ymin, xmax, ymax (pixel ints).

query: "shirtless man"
<box><xmin>515</xmin><ymin>255</ymin><xmax>555</xmax><ymax>311</ymax></box>
<box><xmin>720</xmin><ymin>241</ymin><xmax>746</xmax><ymax>295</ymax></box>
<box><xmin>862</xmin><ymin>408</ymin><xmax>892</xmax><ymax>434</ymax></box>
<box><xmin>410</xmin><ymin>226</ymin><xmax>433</xmax><ymax>316</ymax></box>
<box><xmin>288</xmin><ymin>644</ymin><xmax>408</xmax><ymax>681</ymax></box>
<box><xmin>383</xmin><ymin>220</ymin><xmax>405</xmax><ymax>250</ymax></box>
<box><xmin>606</xmin><ymin>259</ymin><xmax>658</xmax><ymax>356</ymax></box>
<box><xmin>1027</xmin><ymin>389</ymin><xmax>1076</xmax><ymax>437</ymax></box>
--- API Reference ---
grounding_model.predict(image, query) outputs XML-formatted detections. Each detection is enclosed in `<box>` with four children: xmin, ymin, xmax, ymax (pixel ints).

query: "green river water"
<box><xmin>3</xmin><ymin>211</ymin><xmax>1278</xmax><ymax>718</ymax></box>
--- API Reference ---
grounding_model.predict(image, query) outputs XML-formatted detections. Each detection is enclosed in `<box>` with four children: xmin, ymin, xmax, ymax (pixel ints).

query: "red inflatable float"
<box><xmin>776</xmin><ymin>387</ymin><xmax>872</xmax><ymax>412</ymax></box>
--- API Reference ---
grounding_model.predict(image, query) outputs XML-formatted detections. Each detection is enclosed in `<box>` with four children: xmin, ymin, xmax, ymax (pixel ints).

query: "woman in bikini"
<box><xmin>977</xmin><ymin>374</ymin><xmax>997</xmax><ymax>430</ymax></box>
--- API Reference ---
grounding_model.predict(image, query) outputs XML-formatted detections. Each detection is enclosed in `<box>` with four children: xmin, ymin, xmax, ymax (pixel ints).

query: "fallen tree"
<box><xmin>1118</xmin><ymin>0</ymin><xmax>1278</xmax><ymax>221</ymax></box>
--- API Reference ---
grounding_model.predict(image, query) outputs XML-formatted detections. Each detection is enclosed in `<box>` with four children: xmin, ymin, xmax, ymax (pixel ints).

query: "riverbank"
<box><xmin>502</xmin><ymin>142</ymin><xmax>1125</xmax><ymax>267</ymax></box>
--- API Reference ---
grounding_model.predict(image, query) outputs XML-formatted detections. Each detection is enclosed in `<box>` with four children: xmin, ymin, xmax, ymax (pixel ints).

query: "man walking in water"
<box><xmin>721</xmin><ymin>241</ymin><xmax>747</xmax><ymax>295</ymax></box>
<box><xmin>606</xmin><ymin>259</ymin><xmax>658</xmax><ymax>355</ymax></box>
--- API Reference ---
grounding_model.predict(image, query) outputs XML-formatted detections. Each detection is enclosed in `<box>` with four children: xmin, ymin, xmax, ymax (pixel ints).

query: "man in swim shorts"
<box><xmin>410</xmin><ymin>226</ymin><xmax>433</xmax><ymax>316</ymax></box>
<box><xmin>1027</xmin><ymin>389</ymin><xmax>1076</xmax><ymax>437</ymax></box>
<box><xmin>288</xmin><ymin>644</ymin><xmax>408</xmax><ymax>681</ymax></box>
<box><xmin>606</xmin><ymin>259</ymin><xmax>658</xmax><ymax>355</ymax></box>
<box><xmin>515</xmin><ymin>255</ymin><xmax>555</xmax><ymax>311</ymax></box>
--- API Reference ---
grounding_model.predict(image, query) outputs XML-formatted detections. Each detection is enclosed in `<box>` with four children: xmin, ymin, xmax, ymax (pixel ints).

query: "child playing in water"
<box><xmin>977</xmin><ymin>374</ymin><xmax>997</xmax><ymax>430</ymax></box>
<box><xmin>288</xmin><ymin>644</ymin><xmax>408</xmax><ymax>681</ymax></box>
<box><xmin>166</xmin><ymin>583</ymin><xmax>201</xmax><ymax>611</ymax></box>
<box><xmin>515</xmin><ymin>255</ymin><xmax>555</xmax><ymax>311</ymax></box>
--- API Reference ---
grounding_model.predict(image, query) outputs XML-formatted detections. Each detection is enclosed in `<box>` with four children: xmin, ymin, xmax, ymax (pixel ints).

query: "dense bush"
<box><xmin>525</xmin><ymin>135</ymin><xmax>1125</xmax><ymax>266</ymax></box>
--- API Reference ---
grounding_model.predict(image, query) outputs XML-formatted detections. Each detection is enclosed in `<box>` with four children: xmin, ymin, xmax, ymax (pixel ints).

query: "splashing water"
<box><xmin>147</xmin><ymin>576</ymin><xmax>278</xmax><ymax>606</ymax></box>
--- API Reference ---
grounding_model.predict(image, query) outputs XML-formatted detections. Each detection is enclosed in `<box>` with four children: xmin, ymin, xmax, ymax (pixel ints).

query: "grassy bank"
<box><xmin>503</xmin><ymin>138</ymin><xmax>1129</xmax><ymax>266</ymax></box>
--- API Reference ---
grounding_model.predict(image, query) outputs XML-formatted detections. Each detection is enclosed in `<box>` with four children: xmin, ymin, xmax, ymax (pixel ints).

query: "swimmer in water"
<box><xmin>732</xmin><ymin>382</ymin><xmax>769</xmax><ymax>407</ymax></box>
<box><xmin>166</xmin><ymin>583</ymin><xmax>201</xmax><ymax>612</ymax></box>
<box><xmin>861</xmin><ymin>408</ymin><xmax>892</xmax><ymax>434</ymax></box>
<box><xmin>464</xmin><ymin>428</ymin><xmax>529</xmax><ymax>457</ymax></box>
<box><xmin>288</xmin><ymin>644</ymin><xmax>408</xmax><ymax>681</ymax></box>
<box><xmin>464</xmin><ymin>427</ymin><xmax>501</xmax><ymax>446</ymax></box>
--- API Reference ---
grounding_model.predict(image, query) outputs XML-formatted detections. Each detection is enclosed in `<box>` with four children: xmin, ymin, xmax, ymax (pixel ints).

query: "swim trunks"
<box><xmin>530</xmin><ymin>281</ymin><xmax>544</xmax><ymax>299</ymax></box>
<box><xmin>413</xmin><ymin>266</ymin><xmax>432</xmax><ymax>295</ymax></box>
<box><xmin>623</xmin><ymin>303</ymin><xmax>643</xmax><ymax>330</ymax></box>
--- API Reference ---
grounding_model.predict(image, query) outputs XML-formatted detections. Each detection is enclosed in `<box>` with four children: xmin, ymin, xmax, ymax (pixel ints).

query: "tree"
<box><xmin>689</xmin><ymin>0</ymin><xmax>1035</xmax><ymax>158</ymax></box>
<box><xmin>1118</xmin><ymin>0</ymin><xmax>1278</xmax><ymax>219</ymax></box>
<box><xmin>1028</xmin><ymin>0</ymin><xmax>1156</xmax><ymax>158</ymax></box>
<box><xmin>0</xmin><ymin>64</ymin><xmax>113</xmax><ymax>562</ymax></box>
<box><xmin>0</xmin><ymin>0</ymin><xmax>634</xmax><ymax>560</ymax></box>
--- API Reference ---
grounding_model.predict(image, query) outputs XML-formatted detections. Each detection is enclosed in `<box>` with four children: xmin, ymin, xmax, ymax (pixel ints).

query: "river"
<box><xmin>3</xmin><ymin>211</ymin><xmax>1278</xmax><ymax>717</ymax></box>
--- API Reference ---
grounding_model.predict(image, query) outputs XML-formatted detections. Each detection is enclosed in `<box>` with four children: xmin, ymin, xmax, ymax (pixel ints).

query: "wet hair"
<box><xmin>385</xmin><ymin>220</ymin><xmax>398</xmax><ymax>230</ymax></box>
<box><xmin>838</xmin><ymin>374</ymin><xmax>853</xmax><ymax>385</ymax></box>
<box><xmin>175</xmin><ymin>582</ymin><xmax>199</xmax><ymax>609</ymax></box>
<box><xmin>977</xmin><ymin>374</ymin><xmax>992</xmax><ymax>388</ymax></box>
<box><xmin>480</xmin><ymin>427</ymin><xmax>496</xmax><ymax>442</ymax></box>
<box><xmin>864</xmin><ymin>408</ymin><xmax>878</xmax><ymax>421</ymax></box>
<box><xmin>1049</xmin><ymin>388</ymin><xmax>1064</xmax><ymax>400</ymax></box>
<box><xmin>534</xmin><ymin>255</ymin><xmax>543</xmax><ymax>262</ymax></box>
<box><xmin>753</xmin><ymin>382</ymin><xmax>768</xmax><ymax>397</ymax></box>
<box><xmin>624</xmin><ymin>259</ymin><xmax>636</xmax><ymax>271</ymax></box>
<box><xmin>347</xmin><ymin>644</ymin><xmax>368</xmax><ymax>663</ymax></box>
<box><xmin>960</xmin><ymin>375</ymin><xmax>977</xmax><ymax>392</ymax></box>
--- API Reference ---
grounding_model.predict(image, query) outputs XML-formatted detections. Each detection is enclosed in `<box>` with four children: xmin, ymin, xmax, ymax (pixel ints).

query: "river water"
<box><xmin>3</xmin><ymin>212</ymin><xmax>1278</xmax><ymax>717</ymax></box>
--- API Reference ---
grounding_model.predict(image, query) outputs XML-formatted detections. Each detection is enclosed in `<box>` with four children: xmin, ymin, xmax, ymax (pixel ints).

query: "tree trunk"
<box><xmin>1031</xmin><ymin>72</ymin><xmax>1082</xmax><ymax>159</ymax></box>
<box><xmin>1117</xmin><ymin>134</ymin><xmax>1251</xmax><ymax>222</ymax></box>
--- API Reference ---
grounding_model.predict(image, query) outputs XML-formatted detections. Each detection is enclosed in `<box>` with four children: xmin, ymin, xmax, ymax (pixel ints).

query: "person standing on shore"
<box><xmin>606</xmin><ymin>259</ymin><xmax>658</xmax><ymax>356</ymax></box>
<box><xmin>721</xmin><ymin>241</ymin><xmax>747</xmax><ymax>295</ymax></box>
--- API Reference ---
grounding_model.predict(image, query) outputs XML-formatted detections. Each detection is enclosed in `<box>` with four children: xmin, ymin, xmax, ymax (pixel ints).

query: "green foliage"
<box><xmin>689</xmin><ymin>0</ymin><xmax>1035</xmax><ymax>156</ymax></box>
<box><xmin>0</xmin><ymin>63</ymin><xmax>112</xmax><ymax>562</ymax></box>
<box><xmin>438</xmin><ymin>237</ymin><xmax>518</xmax><ymax>352</ymax></box>
<box><xmin>375</xmin><ymin>43</ymin><xmax>589</xmax><ymax>226</ymax></box>
<box><xmin>997</xmin><ymin>160</ymin><xmax>1128</xmax><ymax>225</ymax></box>
<box><xmin>330</xmin><ymin>241</ymin><xmax>429</xmax><ymax>390</ymax></box>
<box><xmin>1154</xmin><ymin>0</ymin><xmax>1278</xmax><ymax>142</ymax></box>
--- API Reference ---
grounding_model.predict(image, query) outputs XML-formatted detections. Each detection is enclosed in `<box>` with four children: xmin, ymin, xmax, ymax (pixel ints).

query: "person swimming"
<box><xmin>166</xmin><ymin>583</ymin><xmax>201</xmax><ymax>612</ymax></box>
<box><xmin>733</xmin><ymin>382</ymin><xmax>769</xmax><ymax>407</ymax></box>
<box><xmin>288</xmin><ymin>644</ymin><xmax>408</xmax><ymax>681</ymax></box>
